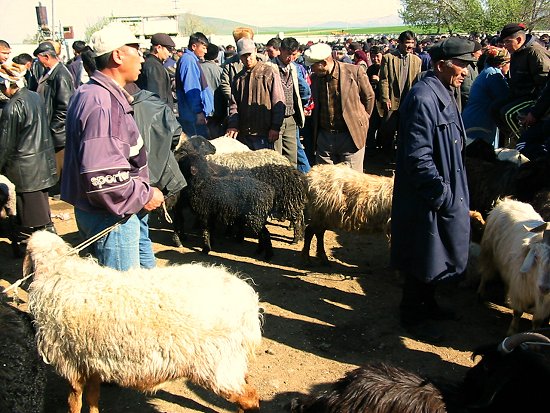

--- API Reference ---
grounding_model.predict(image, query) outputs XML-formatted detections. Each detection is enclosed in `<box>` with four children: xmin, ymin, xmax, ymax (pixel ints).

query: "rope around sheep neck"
<box><xmin>2</xmin><ymin>214</ymin><xmax>133</xmax><ymax>294</ymax></box>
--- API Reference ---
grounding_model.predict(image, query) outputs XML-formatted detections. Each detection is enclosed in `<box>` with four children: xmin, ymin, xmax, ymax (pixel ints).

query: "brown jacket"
<box><xmin>227</xmin><ymin>62</ymin><xmax>285</xmax><ymax>137</ymax></box>
<box><xmin>378</xmin><ymin>50</ymin><xmax>422</xmax><ymax>116</ymax></box>
<box><xmin>310</xmin><ymin>61</ymin><xmax>375</xmax><ymax>150</ymax></box>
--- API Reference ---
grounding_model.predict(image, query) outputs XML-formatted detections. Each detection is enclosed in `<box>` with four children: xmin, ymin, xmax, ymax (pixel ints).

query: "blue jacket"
<box><xmin>390</xmin><ymin>71</ymin><xmax>470</xmax><ymax>283</ymax></box>
<box><xmin>462</xmin><ymin>66</ymin><xmax>509</xmax><ymax>145</ymax></box>
<box><xmin>175</xmin><ymin>49</ymin><xmax>214</xmax><ymax>122</ymax></box>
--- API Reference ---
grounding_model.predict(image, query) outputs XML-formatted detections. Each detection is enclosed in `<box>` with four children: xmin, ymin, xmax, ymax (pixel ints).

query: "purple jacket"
<box><xmin>61</xmin><ymin>71</ymin><xmax>153</xmax><ymax>216</ymax></box>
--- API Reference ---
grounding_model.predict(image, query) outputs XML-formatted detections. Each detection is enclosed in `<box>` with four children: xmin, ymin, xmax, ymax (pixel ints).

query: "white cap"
<box><xmin>90</xmin><ymin>22</ymin><xmax>139</xmax><ymax>57</ymax></box>
<box><xmin>303</xmin><ymin>43</ymin><xmax>332</xmax><ymax>66</ymax></box>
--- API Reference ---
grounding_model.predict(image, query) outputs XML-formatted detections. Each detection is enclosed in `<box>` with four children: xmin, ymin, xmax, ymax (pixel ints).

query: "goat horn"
<box><xmin>498</xmin><ymin>331</ymin><xmax>550</xmax><ymax>354</ymax></box>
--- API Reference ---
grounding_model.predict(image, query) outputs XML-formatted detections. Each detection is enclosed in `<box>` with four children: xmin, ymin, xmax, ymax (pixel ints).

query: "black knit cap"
<box><xmin>428</xmin><ymin>37</ymin><xmax>477</xmax><ymax>62</ymax></box>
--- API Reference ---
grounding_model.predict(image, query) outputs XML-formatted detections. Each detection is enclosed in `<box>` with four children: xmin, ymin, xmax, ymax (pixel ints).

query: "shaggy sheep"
<box><xmin>176</xmin><ymin>147</ymin><xmax>275</xmax><ymax>260</ymax></box>
<box><xmin>290</xmin><ymin>363</ymin><xmax>447</xmax><ymax>413</ymax></box>
<box><xmin>478</xmin><ymin>197</ymin><xmax>550</xmax><ymax>334</ymax></box>
<box><xmin>290</xmin><ymin>332</ymin><xmax>550</xmax><ymax>413</ymax></box>
<box><xmin>302</xmin><ymin>163</ymin><xmax>393</xmax><ymax>265</ymax></box>
<box><xmin>178</xmin><ymin>136</ymin><xmax>307</xmax><ymax>244</ymax></box>
<box><xmin>0</xmin><ymin>293</ymin><xmax>46</xmax><ymax>413</ymax></box>
<box><xmin>25</xmin><ymin>231</ymin><xmax>262</xmax><ymax>413</ymax></box>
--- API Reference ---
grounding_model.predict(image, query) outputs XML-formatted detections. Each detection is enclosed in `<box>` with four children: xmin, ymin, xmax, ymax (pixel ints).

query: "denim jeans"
<box><xmin>296</xmin><ymin>128</ymin><xmax>311</xmax><ymax>174</ymax></box>
<box><xmin>75</xmin><ymin>208</ymin><xmax>156</xmax><ymax>271</ymax></box>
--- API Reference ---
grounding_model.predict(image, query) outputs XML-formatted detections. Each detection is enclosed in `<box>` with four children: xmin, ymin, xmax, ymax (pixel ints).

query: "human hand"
<box><xmin>226</xmin><ymin>128</ymin><xmax>239</xmax><ymax>139</ymax></box>
<box><xmin>143</xmin><ymin>187</ymin><xmax>164</xmax><ymax>211</ymax></box>
<box><xmin>268</xmin><ymin>129</ymin><xmax>280</xmax><ymax>143</ymax></box>
<box><xmin>196</xmin><ymin>112</ymin><xmax>207</xmax><ymax>125</ymax></box>
<box><xmin>521</xmin><ymin>112</ymin><xmax>537</xmax><ymax>127</ymax></box>
<box><xmin>385</xmin><ymin>101</ymin><xmax>391</xmax><ymax>112</ymax></box>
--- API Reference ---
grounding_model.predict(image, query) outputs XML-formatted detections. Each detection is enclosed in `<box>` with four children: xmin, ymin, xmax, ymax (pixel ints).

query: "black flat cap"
<box><xmin>151</xmin><ymin>33</ymin><xmax>175</xmax><ymax>48</ymax></box>
<box><xmin>428</xmin><ymin>37</ymin><xmax>477</xmax><ymax>62</ymax></box>
<box><xmin>33</xmin><ymin>41</ymin><xmax>56</xmax><ymax>56</ymax></box>
<box><xmin>499</xmin><ymin>23</ymin><xmax>526</xmax><ymax>41</ymax></box>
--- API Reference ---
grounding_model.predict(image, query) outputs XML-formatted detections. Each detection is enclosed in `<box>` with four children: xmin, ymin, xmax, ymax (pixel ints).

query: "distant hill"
<box><xmin>181</xmin><ymin>13</ymin><xmax>403</xmax><ymax>35</ymax></box>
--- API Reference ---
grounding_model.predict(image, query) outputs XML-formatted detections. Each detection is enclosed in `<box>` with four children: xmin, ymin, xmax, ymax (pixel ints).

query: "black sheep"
<box><xmin>0</xmin><ymin>293</ymin><xmax>46</xmax><ymax>413</ymax></box>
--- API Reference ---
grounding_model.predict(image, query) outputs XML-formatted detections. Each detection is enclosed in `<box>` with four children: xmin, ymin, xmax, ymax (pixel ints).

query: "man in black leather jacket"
<box><xmin>0</xmin><ymin>64</ymin><xmax>58</xmax><ymax>255</ymax></box>
<box><xmin>33</xmin><ymin>41</ymin><xmax>74</xmax><ymax>181</ymax></box>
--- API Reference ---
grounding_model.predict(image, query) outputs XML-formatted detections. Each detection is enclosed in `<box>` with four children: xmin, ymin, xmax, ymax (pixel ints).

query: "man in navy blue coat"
<box><xmin>391</xmin><ymin>37</ymin><xmax>475</xmax><ymax>342</ymax></box>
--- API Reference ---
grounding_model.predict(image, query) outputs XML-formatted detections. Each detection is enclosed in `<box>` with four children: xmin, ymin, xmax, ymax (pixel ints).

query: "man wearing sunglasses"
<box><xmin>136</xmin><ymin>33</ymin><xmax>176</xmax><ymax>109</ymax></box>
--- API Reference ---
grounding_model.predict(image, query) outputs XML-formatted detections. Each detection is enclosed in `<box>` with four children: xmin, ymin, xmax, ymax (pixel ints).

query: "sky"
<box><xmin>1</xmin><ymin>0</ymin><xmax>403</xmax><ymax>44</ymax></box>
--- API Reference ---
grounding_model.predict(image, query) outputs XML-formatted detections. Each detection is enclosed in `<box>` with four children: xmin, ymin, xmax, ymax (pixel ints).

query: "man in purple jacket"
<box><xmin>61</xmin><ymin>22</ymin><xmax>164</xmax><ymax>270</ymax></box>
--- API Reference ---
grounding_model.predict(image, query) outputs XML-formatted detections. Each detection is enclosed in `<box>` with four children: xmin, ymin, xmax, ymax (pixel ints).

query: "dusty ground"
<box><xmin>0</xmin><ymin>158</ymin><xmax>525</xmax><ymax>413</ymax></box>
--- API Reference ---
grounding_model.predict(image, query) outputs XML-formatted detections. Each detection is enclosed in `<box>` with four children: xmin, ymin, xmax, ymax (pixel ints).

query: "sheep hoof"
<box><xmin>172</xmin><ymin>234</ymin><xmax>183</xmax><ymax>248</ymax></box>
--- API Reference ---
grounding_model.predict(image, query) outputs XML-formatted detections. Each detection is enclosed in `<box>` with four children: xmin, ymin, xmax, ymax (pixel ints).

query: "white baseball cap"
<box><xmin>303</xmin><ymin>43</ymin><xmax>332</xmax><ymax>66</ymax></box>
<box><xmin>90</xmin><ymin>22</ymin><xmax>139</xmax><ymax>57</ymax></box>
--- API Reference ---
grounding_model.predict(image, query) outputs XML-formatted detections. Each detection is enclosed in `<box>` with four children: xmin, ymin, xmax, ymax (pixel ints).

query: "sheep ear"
<box><xmin>22</xmin><ymin>252</ymin><xmax>33</xmax><ymax>278</ymax></box>
<box><xmin>520</xmin><ymin>248</ymin><xmax>536</xmax><ymax>273</ymax></box>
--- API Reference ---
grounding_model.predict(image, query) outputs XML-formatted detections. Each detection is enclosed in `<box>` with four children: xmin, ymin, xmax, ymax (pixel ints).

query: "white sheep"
<box><xmin>210</xmin><ymin>135</ymin><xmax>251</xmax><ymax>154</ymax></box>
<box><xmin>302</xmin><ymin>163</ymin><xmax>394</xmax><ymax>265</ymax></box>
<box><xmin>0</xmin><ymin>174</ymin><xmax>16</xmax><ymax>218</ymax></box>
<box><xmin>478</xmin><ymin>197</ymin><xmax>550</xmax><ymax>335</ymax></box>
<box><xmin>24</xmin><ymin>231</ymin><xmax>262</xmax><ymax>413</ymax></box>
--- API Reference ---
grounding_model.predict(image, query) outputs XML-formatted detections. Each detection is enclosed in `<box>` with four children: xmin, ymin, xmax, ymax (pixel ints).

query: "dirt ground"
<box><xmin>0</xmin><ymin>157</ymin><xmax>524</xmax><ymax>413</ymax></box>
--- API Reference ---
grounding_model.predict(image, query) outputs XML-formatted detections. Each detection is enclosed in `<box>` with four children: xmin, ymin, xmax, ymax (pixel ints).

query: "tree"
<box><xmin>179</xmin><ymin>13</ymin><xmax>212</xmax><ymax>36</ymax></box>
<box><xmin>84</xmin><ymin>17</ymin><xmax>112</xmax><ymax>42</ymax></box>
<box><xmin>400</xmin><ymin>0</ymin><xmax>550</xmax><ymax>34</ymax></box>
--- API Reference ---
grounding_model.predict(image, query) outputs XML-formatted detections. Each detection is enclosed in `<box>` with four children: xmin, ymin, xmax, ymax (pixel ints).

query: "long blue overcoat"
<box><xmin>390</xmin><ymin>71</ymin><xmax>470</xmax><ymax>283</ymax></box>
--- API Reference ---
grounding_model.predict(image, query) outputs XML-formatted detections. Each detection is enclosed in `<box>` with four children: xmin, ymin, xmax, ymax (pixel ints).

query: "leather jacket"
<box><xmin>37</xmin><ymin>62</ymin><xmax>74</xmax><ymax>148</ymax></box>
<box><xmin>0</xmin><ymin>88</ymin><xmax>58</xmax><ymax>192</ymax></box>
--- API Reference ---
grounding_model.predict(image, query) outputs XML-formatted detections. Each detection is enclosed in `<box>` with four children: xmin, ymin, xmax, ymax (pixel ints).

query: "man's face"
<box><xmin>502</xmin><ymin>35</ymin><xmax>523</xmax><ymax>54</ymax></box>
<box><xmin>37</xmin><ymin>53</ymin><xmax>54</xmax><ymax>69</ymax></box>
<box><xmin>241</xmin><ymin>52</ymin><xmax>257</xmax><ymax>70</ymax></box>
<box><xmin>438</xmin><ymin>58</ymin><xmax>469</xmax><ymax>88</ymax></box>
<box><xmin>0</xmin><ymin>46</ymin><xmax>11</xmax><ymax>64</ymax></box>
<box><xmin>370</xmin><ymin>52</ymin><xmax>382</xmax><ymax>65</ymax></box>
<box><xmin>398</xmin><ymin>39</ymin><xmax>416</xmax><ymax>55</ymax></box>
<box><xmin>311</xmin><ymin>60</ymin><xmax>329</xmax><ymax>76</ymax></box>
<box><xmin>155</xmin><ymin>44</ymin><xmax>172</xmax><ymax>62</ymax></box>
<box><xmin>118</xmin><ymin>44</ymin><xmax>144</xmax><ymax>82</ymax></box>
<box><xmin>192</xmin><ymin>42</ymin><xmax>207</xmax><ymax>59</ymax></box>
<box><xmin>278</xmin><ymin>48</ymin><xmax>298</xmax><ymax>66</ymax></box>
<box><xmin>266</xmin><ymin>46</ymin><xmax>280</xmax><ymax>59</ymax></box>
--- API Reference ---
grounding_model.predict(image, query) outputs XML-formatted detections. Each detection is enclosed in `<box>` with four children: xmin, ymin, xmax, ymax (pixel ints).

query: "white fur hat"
<box><xmin>304</xmin><ymin>43</ymin><xmax>332</xmax><ymax>66</ymax></box>
<box><xmin>90</xmin><ymin>22</ymin><xmax>139</xmax><ymax>57</ymax></box>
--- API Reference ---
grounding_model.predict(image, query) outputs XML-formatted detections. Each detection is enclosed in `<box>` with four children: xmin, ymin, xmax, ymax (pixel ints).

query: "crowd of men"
<box><xmin>0</xmin><ymin>21</ymin><xmax>548</xmax><ymax>342</ymax></box>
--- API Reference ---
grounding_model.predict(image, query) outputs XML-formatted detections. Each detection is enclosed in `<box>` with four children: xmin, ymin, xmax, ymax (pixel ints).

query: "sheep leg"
<box><xmin>315</xmin><ymin>229</ymin><xmax>330</xmax><ymax>266</ymax></box>
<box><xmin>85</xmin><ymin>374</ymin><xmax>101</xmax><ymax>413</ymax></box>
<box><xmin>258</xmin><ymin>225</ymin><xmax>273</xmax><ymax>261</ymax></box>
<box><xmin>507</xmin><ymin>309</ymin><xmax>523</xmax><ymax>335</ymax></box>
<box><xmin>291</xmin><ymin>212</ymin><xmax>305</xmax><ymax>244</ymax></box>
<box><xmin>301</xmin><ymin>224</ymin><xmax>315</xmax><ymax>265</ymax></box>
<box><xmin>202</xmin><ymin>228</ymin><xmax>212</xmax><ymax>254</ymax></box>
<box><xmin>67</xmin><ymin>376</ymin><xmax>86</xmax><ymax>413</ymax></box>
<box><xmin>223</xmin><ymin>383</ymin><xmax>260</xmax><ymax>413</ymax></box>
